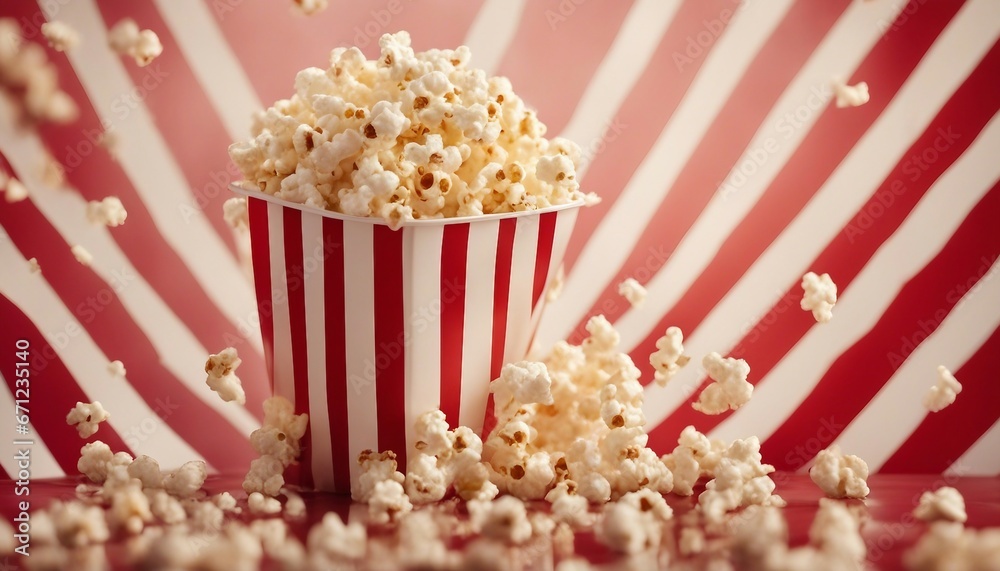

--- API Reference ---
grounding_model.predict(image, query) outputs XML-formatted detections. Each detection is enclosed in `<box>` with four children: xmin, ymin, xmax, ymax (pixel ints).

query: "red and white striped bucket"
<box><xmin>232</xmin><ymin>184</ymin><xmax>582</xmax><ymax>493</ymax></box>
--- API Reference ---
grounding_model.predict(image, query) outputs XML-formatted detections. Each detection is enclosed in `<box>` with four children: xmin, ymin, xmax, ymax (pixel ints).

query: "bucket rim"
<box><xmin>230</xmin><ymin>182</ymin><xmax>586</xmax><ymax>227</ymax></box>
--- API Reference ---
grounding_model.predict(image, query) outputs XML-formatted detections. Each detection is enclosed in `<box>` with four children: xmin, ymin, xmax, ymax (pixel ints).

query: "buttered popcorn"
<box><xmin>229</xmin><ymin>32</ymin><xmax>595</xmax><ymax>228</ymax></box>
<box><xmin>244</xmin><ymin>396</ymin><xmax>308</xmax><ymax>496</ymax></box>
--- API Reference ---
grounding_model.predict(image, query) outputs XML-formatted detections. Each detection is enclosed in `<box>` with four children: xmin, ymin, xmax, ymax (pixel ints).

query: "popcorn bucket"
<box><xmin>231</xmin><ymin>184</ymin><xmax>582</xmax><ymax>493</ymax></box>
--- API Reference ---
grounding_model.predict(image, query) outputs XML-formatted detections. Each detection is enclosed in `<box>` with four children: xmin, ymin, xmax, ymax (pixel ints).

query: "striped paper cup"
<box><xmin>231</xmin><ymin>184</ymin><xmax>583</xmax><ymax>493</ymax></box>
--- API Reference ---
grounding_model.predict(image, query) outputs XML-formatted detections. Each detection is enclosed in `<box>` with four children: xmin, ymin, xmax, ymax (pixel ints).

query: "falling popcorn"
<box><xmin>86</xmin><ymin>196</ymin><xmax>128</xmax><ymax>227</ymax></box>
<box><xmin>41</xmin><ymin>21</ymin><xmax>80</xmax><ymax>52</ymax></box>
<box><xmin>27</xmin><ymin>257</ymin><xmax>41</xmax><ymax>274</ymax></box>
<box><xmin>0</xmin><ymin>19</ymin><xmax>80</xmax><ymax>125</ymax></box>
<box><xmin>293</xmin><ymin>0</ymin><xmax>329</xmax><ymax>15</ymax></box>
<box><xmin>649</xmin><ymin>326</ymin><xmax>690</xmax><ymax>385</ymax></box>
<box><xmin>693</xmin><ymin>352</ymin><xmax>753</xmax><ymax>414</ymax></box>
<box><xmin>66</xmin><ymin>401</ymin><xmax>111</xmax><ymax>438</ymax></box>
<box><xmin>546</xmin><ymin>265</ymin><xmax>565</xmax><ymax>302</ymax></box>
<box><xmin>801</xmin><ymin>271</ymin><xmax>837</xmax><ymax>323</ymax></box>
<box><xmin>204</xmin><ymin>347</ymin><xmax>246</xmax><ymax>405</ymax></box>
<box><xmin>223</xmin><ymin>196</ymin><xmax>249</xmax><ymax>230</ymax></box>
<box><xmin>914</xmin><ymin>486</ymin><xmax>967</xmax><ymax>523</ymax></box>
<box><xmin>107</xmin><ymin>360</ymin><xmax>126</xmax><ymax>378</ymax></box>
<box><xmin>924</xmin><ymin>365</ymin><xmax>962</xmax><ymax>413</ymax></box>
<box><xmin>3</xmin><ymin>177</ymin><xmax>28</xmax><ymax>203</ymax></box>
<box><xmin>617</xmin><ymin>277</ymin><xmax>646</xmax><ymax>308</ymax></box>
<box><xmin>833</xmin><ymin>80</ymin><xmax>870</xmax><ymax>108</ymax></box>
<box><xmin>71</xmin><ymin>244</ymin><xmax>93</xmax><ymax>266</ymax></box>
<box><xmin>108</xmin><ymin>18</ymin><xmax>162</xmax><ymax>67</ymax></box>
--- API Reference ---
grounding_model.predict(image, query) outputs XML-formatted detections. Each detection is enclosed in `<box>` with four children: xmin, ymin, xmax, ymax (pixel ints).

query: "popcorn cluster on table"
<box><xmin>0</xmin><ymin>18</ymin><xmax>80</xmax><ymax>125</ymax></box>
<box><xmin>228</xmin><ymin>32</ymin><xmax>596</xmax><ymax>228</ymax></box>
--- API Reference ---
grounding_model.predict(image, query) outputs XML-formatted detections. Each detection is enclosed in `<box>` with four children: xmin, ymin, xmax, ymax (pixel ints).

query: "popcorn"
<box><xmin>78</xmin><ymin>441</ymin><xmax>132</xmax><ymax>483</ymax></box>
<box><xmin>293</xmin><ymin>0</ymin><xmax>329</xmax><ymax>15</ymax></box>
<box><xmin>72</xmin><ymin>244</ymin><xmax>93</xmax><ymax>266</ymax></box>
<box><xmin>108</xmin><ymin>18</ymin><xmax>162</xmax><ymax>67</ymax></box>
<box><xmin>0</xmin><ymin>20</ymin><xmax>79</xmax><ymax>125</ymax></box>
<box><xmin>46</xmin><ymin>501</ymin><xmax>110</xmax><ymax>549</ymax></box>
<box><xmin>162</xmin><ymin>460</ymin><xmax>208</xmax><ymax>498</ymax></box>
<box><xmin>914</xmin><ymin>486</ymin><xmax>967</xmax><ymax>523</ymax></box>
<box><xmin>905</xmin><ymin>521</ymin><xmax>1000</xmax><ymax>571</ymax></box>
<box><xmin>213</xmin><ymin>491</ymin><xmax>240</xmax><ymax>513</ymax></box>
<box><xmin>41</xmin><ymin>21</ymin><xmax>79</xmax><ymax>52</ymax></box>
<box><xmin>693</xmin><ymin>352</ymin><xmax>753</xmax><ymax>414</ymax></box>
<box><xmin>205</xmin><ymin>347</ymin><xmax>246</xmax><ymax>405</ymax></box>
<box><xmin>368</xmin><ymin>479</ymin><xmax>413</xmax><ymax>524</ymax></box>
<box><xmin>595</xmin><ymin>501</ymin><xmax>660</xmax><ymax>554</ymax></box>
<box><xmin>128</xmin><ymin>455</ymin><xmax>164</xmax><ymax>489</ymax></box>
<box><xmin>86</xmin><ymin>196</ymin><xmax>128</xmax><ymax>227</ymax></box>
<box><xmin>397</xmin><ymin>511</ymin><xmax>453</xmax><ymax>569</ymax></box>
<box><xmin>546</xmin><ymin>481</ymin><xmax>593</xmax><ymax>527</ymax></box>
<box><xmin>307</xmin><ymin>512</ymin><xmax>367</xmax><ymax>561</ymax></box>
<box><xmin>108</xmin><ymin>483</ymin><xmax>153</xmax><ymax>534</ymax></box>
<box><xmin>28</xmin><ymin>257</ymin><xmax>41</xmax><ymax>273</ymax></box>
<box><xmin>649</xmin><ymin>326</ymin><xmax>690</xmax><ymax>386</ymax></box>
<box><xmin>244</xmin><ymin>455</ymin><xmax>286</xmax><ymax>497</ymax></box>
<box><xmin>66</xmin><ymin>401</ymin><xmax>110</xmax><ymax>438</ymax></box>
<box><xmin>146</xmin><ymin>489</ymin><xmax>186</xmax><ymax>524</ymax></box>
<box><xmin>247</xmin><ymin>492</ymin><xmax>282</xmax><ymax>515</ymax></box>
<box><xmin>3</xmin><ymin>177</ymin><xmax>28</xmax><ymax>202</ymax></box>
<box><xmin>491</xmin><ymin>361</ymin><xmax>554</xmax><ymax>420</ymax></box>
<box><xmin>223</xmin><ymin>197</ymin><xmax>249</xmax><ymax>230</ymax></box>
<box><xmin>679</xmin><ymin>527</ymin><xmax>705</xmax><ymax>556</ymax></box>
<box><xmin>230</xmin><ymin>32</ymin><xmax>592</xmax><ymax>226</ymax></box>
<box><xmin>354</xmin><ymin>449</ymin><xmax>405</xmax><ymax>502</ymax></box>
<box><xmin>833</xmin><ymin>80</ymin><xmax>870</xmax><ymax>108</ymax></box>
<box><xmin>107</xmin><ymin>359</ymin><xmax>126</xmax><ymax>377</ymax></box>
<box><xmin>924</xmin><ymin>365</ymin><xmax>962</xmax><ymax>412</ymax></box>
<box><xmin>617</xmin><ymin>278</ymin><xmax>647</xmax><ymax>308</ymax></box>
<box><xmin>283</xmin><ymin>490</ymin><xmax>306</xmax><ymax>518</ymax></box>
<box><xmin>404</xmin><ymin>452</ymin><xmax>449</xmax><ymax>503</ymax></box>
<box><xmin>244</xmin><ymin>396</ymin><xmax>308</xmax><ymax>495</ymax></box>
<box><xmin>471</xmin><ymin>496</ymin><xmax>533</xmax><ymax>544</ymax></box>
<box><xmin>800</xmin><ymin>271</ymin><xmax>837</xmax><ymax>323</ymax></box>
<box><xmin>809</xmin><ymin>445</ymin><xmax>869</xmax><ymax>499</ymax></box>
<box><xmin>547</xmin><ymin>265</ymin><xmax>565</xmax><ymax>302</ymax></box>
<box><xmin>808</xmin><ymin>498</ymin><xmax>867</xmax><ymax>565</ymax></box>
<box><xmin>697</xmin><ymin>436</ymin><xmax>784</xmax><ymax>522</ymax></box>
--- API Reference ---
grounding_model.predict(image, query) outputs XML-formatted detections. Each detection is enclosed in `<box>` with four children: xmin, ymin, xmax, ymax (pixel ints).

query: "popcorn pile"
<box><xmin>0</xmin><ymin>18</ymin><xmax>80</xmax><ymax>125</ymax></box>
<box><xmin>108</xmin><ymin>18</ymin><xmax>163</xmax><ymax>67</ymax></box>
<box><xmin>228</xmin><ymin>32</ymin><xmax>596</xmax><ymax>228</ymax></box>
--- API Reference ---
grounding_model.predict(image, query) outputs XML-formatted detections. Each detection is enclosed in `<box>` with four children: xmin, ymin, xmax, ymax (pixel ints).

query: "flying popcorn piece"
<box><xmin>546</xmin><ymin>265</ymin><xmax>565</xmax><ymax>302</ymax></box>
<box><xmin>66</xmin><ymin>401</ymin><xmax>111</xmax><ymax>438</ymax></box>
<box><xmin>41</xmin><ymin>21</ymin><xmax>80</xmax><ymax>51</ymax></box>
<box><xmin>71</xmin><ymin>244</ymin><xmax>93</xmax><ymax>266</ymax></box>
<box><xmin>914</xmin><ymin>486</ymin><xmax>967</xmax><ymax>523</ymax></box>
<box><xmin>833</xmin><ymin>80</ymin><xmax>870</xmax><ymax>108</ymax></box>
<box><xmin>244</xmin><ymin>396</ymin><xmax>308</xmax><ymax>496</ymax></box>
<box><xmin>692</xmin><ymin>352</ymin><xmax>753</xmax><ymax>414</ymax></box>
<box><xmin>0</xmin><ymin>20</ymin><xmax>80</xmax><ymax>125</ymax></box>
<box><xmin>649</xmin><ymin>326</ymin><xmax>690</xmax><ymax>386</ymax></box>
<box><xmin>27</xmin><ymin>257</ymin><xmax>41</xmax><ymax>274</ymax></box>
<box><xmin>617</xmin><ymin>278</ymin><xmax>647</xmax><ymax>308</ymax></box>
<box><xmin>86</xmin><ymin>196</ymin><xmax>128</xmax><ymax>227</ymax></box>
<box><xmin>3</xmin><ymin>177</ymin><xmax>28</xmax><ymax>203</ymax></box>
<box><xmin>801</xmin><ymin>271</ymin><xmax>837</xmax><ymax>323</ymax></box>
<box><xmin>293</xmin><ymin>0</ymin><xmax>329</xmax><ymax>15</ymax></box>
<box><xmin>924</xmin><ymin>365</ymin><xmax>962</xmax><ymax>412</ymax></box>
<box><xmin>107</xmin><ymin>359</ymin><xmax>126</xmax><ymax>377</ymax></box>
<box><xmin>205</xmin><ymin>347</ymin><xmax>246</xmax><ymax>405</ymax></box>
<box><xmin>223</xmin><ymin>197</ymin><xmax>249</xmax><ymax>230</ymax></box>
<box><xmin>108</xmin><ymin>18</ymin><xmax>162</xmax><ymax>67</ymax></box>
<box><xmin>809</xmin><ymin>445</ymin><xmax>869</xmax><ymax>499</ymax></box>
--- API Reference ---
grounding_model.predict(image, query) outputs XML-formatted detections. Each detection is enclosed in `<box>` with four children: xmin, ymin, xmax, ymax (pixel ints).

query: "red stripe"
<box><xmin>531</xmin><ymin>212</ymin><xmax>558</xmax><ymax>313</ymax></box>
<box><xmin>0</xmin><ymin>463</ymin><xmax>7</xmax><ymax>480</ymax></box>
<box><xmin>94</xmin><ymin>0</ymin><xmax>238</xmax><ymax>257</ymax></box>
<box><xmin>4</xmin><ymin>4</ymin><xmax>267</xmax><ymax>420</ymax></box>
<box><xmin>880</xmin><ymin>325</ymin><xmax>1000</xmax><ymax>473</ymax></box>
<box><xmin>646</xmin><ymin>39</ymin><xmax>1000</xmax><ymax>451</ymax></box>
<box><xmin>248</xmin><ymin>198</ymin><xmax>275</xmax><ymax>390</ymax></box>
<box><xmin>628</xmin><ymin>0</ymin><xmax>969</xmax><ymax>384</ymax></box>
<box><xmin>206</xmin><ymin>0</ymin><xmax>484</xmax><ymax>107</ymax></box>
<box><xmin>440</xmin><ymin>224</ymin><xmax>470</xmax><ymax>427</ymax></box>
<box><xmin>563</xmin><ymin>0</ymin><xmax>747</xmax><ymax>271</ymax></box>
<box><xmin>0</xmin><ymin>187</ymin><xmax>255</xmax><ymax>472</ymax></box>
<box><xmin>282</xmin><ymin>208</ymin><xmax>313</xmax><ymax>489</ymax></box>
<box><xmin>323</xmin><ymin>217</ymin><xmax>351</xmax><ymax>494</ymax></box>
<box><xmin>372</xmin><ymin>226</ymin><xmax>407</xmax><ymax>462</ymax></box>
<box><xmin>0</xmin><ymin>294</ymin><xmax>134</xmax><ymax>475</ymax></box>
<box><xmin>483</xmin><ymin>219</ymin><xmax>518</xmax><ymax>438</ymax></box>
<box><xmin>757</xmin><ymin>182</ymin><xmax>1000</xmax><ymax>470</ymax></box>
<box><xmin>495</xmin><ymin>0</ymin><xmax>635</xmax><ymax>135</ymax></box>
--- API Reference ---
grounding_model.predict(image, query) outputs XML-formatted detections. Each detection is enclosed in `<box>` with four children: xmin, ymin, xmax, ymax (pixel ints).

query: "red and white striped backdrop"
<box><xmin>0</xmin><ymin>0</ymin><xmax>998</xmax><ymax>479</ymax></box>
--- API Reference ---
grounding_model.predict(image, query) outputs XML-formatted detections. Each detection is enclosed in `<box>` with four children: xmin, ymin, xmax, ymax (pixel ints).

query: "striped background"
<box><xmin>0</xmin><ymin>0</ymin><xmax>997</xmax><ymax>479</ymax></box>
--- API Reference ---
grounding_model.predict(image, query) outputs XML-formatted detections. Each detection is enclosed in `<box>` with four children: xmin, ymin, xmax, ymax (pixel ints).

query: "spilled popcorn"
<box><xmin>108</xmin><ymin>18</ymin><xmax>162</xmax><ymax>67</ymax></box>
<box><xmin>801</xmin><ymin>271</ymin><xmax>837</xmax><ymax>323</ymax></box>
<box><xmin>924</xmin><ymin>365</ymin><xmax>962</xmax><ymax>413</ymax></box>
<box><xmin>914</xmin><ymin>486</ymin><xmax>967</xmax><ymax>523</ymax></box>
<box><xmin>228</xmin><ymin>32</ymin><xmax>596</xmax><ymax>228</ymax></box>
<box><xmin>244</xmin><ymin>396</ymin><xmax>308</xmax><ymax>496</ymax></box>
<box><xmin>809</xmin><ymin>445</ymin><xmax>870</xmax><ymax>499</ymax></box>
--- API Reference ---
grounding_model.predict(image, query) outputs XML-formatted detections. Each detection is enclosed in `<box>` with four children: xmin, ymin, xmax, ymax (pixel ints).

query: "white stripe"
<box><xmin>504</xmin><ymin>217</ymin><xmax>540</xmax><ymax>364</ymax></box>
<box><xmin>301</xmin><ymin>212</ymin><xmax>333</xmax><ymax>490</ymax></box>
<box><xmin>0</xmin><ymin>226</ymin><xmax>207</xmax><ymax>471</ymax></box>
<box><xmin>0</xmin><ymin>111</ymin><xmax>258</xmax><ymax>440</ymax></box>
<box><xmin>343</xmin><ymin>221</ymin><xmax>378</xmax><ymax>486</ymax></box>
<box><xmin>268</xmin><ymin>204</ymin><xmax>294</xmax><ymax>402</ymax></box>
<box><xmin>830</xmin><ymin>260</ymin><xmax>1000</xmax><ymax>473</ymax></box>
<box><xmin>643</xmin><ymin>0</ymin><xmax>1000</xmax><ymax>429</ymax></box>
<box><xmin>0</xmin><ymin>379</ymin><xmax>64</xmax><ymax>479</ymax></box>
<box><xmin>948</xmin><ymin>420</ymin><xmax>1000</xmax><ymax>476</ymax></box>
<box><xmin>461</xmin><ymin>221</ymin><xmax>499</xmax><ymax>430</ymax></box>
<box><xmin>560</xmin><ymin>0</ymin><xmax>682</xmax><ymax>177</ymax></box>
<box><xmin>403</xmin><ymin>225</ymin><xmax>443</xmax><ymax>455</ymax></box>
<box><xmin>151</xmin><ymin>0</ymin><xmax>262</xmax><ymax>141</ymax></box>
<box><xmin>528</xmin><ymin>208</ymin><xmax>580</xmax><ymax>356</ymax></box>
<box><xmin>463</xmin><ymin>0</ymin><xmax>527</xmax><ymax>77</ymax></box>
<box><xmin>614</xmin><ymin>0</ymin><xmax>910</xmax><ymax>350</ymax></box>
<box><xmin>537</xmin><ymin>0</ymin><xmax>797</xmax><ymax>348</ymax></box>
<box><xmin>712</xmin><ymin>115</ymin><xmax>1000</xmax><ymax>452</ymax></box>
<box><xmin>42</xmin><ymin>0</ymin><xmax>259</xmax><ymax>342</ymax></box>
